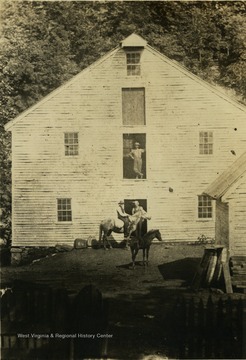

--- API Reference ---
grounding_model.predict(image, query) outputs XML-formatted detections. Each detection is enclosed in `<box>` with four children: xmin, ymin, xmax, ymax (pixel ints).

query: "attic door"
<box><xmin>122</xmin><ymin>88</ymin><xmax>145</xmax><ymax>125</ymax></box>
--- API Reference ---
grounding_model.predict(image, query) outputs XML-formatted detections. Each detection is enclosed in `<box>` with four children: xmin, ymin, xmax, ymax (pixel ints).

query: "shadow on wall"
<box><xmin>158</xmin><ymin>258</ymin><xmax>201</xmax><ymax>283</ymax></box>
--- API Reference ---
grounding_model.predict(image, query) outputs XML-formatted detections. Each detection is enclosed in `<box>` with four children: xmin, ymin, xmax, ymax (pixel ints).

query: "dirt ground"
<box><xmin>1</xmin><ymin>243</ymin><xmax>204</xmax><ymax>297</ymax></box>
<box><xmin>0</xmin><ymin>243</ymin><xmax>244</xmax><ymax>359</ymax></box>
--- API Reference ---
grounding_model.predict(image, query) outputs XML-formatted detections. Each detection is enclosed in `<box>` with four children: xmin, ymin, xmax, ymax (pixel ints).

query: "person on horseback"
<box><xmin>116</xmin><ymin>200</ymin><xmax>130</xmax><ymax>239</ymax></box>
<box><xmin>132</xmin><ymin>200</ymin><xmax>147</xmax><ymax>238</ymax></box>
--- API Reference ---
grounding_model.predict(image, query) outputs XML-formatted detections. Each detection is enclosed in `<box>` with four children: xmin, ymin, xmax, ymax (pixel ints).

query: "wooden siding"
<box><xmin>228</xmin><ymin>179</ymin><xmax>246</xmax><ymax>256</ymax></box>
<box><xmin>215</xmin><ymin>201</ymin><xmax>229</xmax><ymax>247</ymax></box>
<box><xmin>8</xmin><ymin>46</ymin><xmax>246</xmax><ymax>246</ymax></box>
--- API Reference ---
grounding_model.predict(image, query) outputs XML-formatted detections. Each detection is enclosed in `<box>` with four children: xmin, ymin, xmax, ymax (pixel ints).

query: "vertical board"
<box><xmin>122</xmin><ymin>88</ymin><xmax>145</xmax><ymax>125</ymax></box>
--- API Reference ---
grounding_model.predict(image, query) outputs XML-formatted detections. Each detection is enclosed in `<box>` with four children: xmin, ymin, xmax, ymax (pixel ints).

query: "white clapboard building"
<box><xmin>4</xmin><ymin>33</ymin><xmax>246</xmax><ymax>249</ymax></box>
<box><xmin>204</xmin><ymin>151</ymin><xmax>246</xmax><ymax>257</ymax></box>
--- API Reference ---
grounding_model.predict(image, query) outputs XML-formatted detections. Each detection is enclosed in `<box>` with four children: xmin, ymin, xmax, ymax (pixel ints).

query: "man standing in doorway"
<box><xmin>129</xmin><ymin>142</ymin><xmax>145</xmax><ymax>179</ymax></box>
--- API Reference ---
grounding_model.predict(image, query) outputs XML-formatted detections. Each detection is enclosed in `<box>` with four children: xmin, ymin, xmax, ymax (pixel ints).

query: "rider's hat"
<box><xmin>135</xmin><ymin>142</ymin><xmax>140</xmax><ymax>146</ymax></box>
<box><xmin>118</xmin><ymin>200</ymin><xmax>124</xmax><ymax>205</ymax></box>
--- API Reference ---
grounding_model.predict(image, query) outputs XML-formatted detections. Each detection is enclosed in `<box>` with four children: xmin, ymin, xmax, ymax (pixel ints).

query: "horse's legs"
<box><xmin>125</xmin><ymin>230</ymin><xmax>132</xmax><ymax>249</ymax></box>
<box><xmin>101</xmin><ymin>230</ymin><xmax>112</xmax><ymax>250</ymax></box>
<box><xmin>131</xmin><ymin>249</ymin><xmax>135</xmax><ymax>268</ymax></box>
<box><xmin>131</xmin><ymin>248</ymin><xmax>138</xmax><ymax>269</ymax></box>
<box><xmin>143</xmin><ymin>248</ymin><xmax>146</xmax><ymax>266</ymax></box>
<box><xmin>124</xmin><ymin>238</ymin><xmax>129</xmax><ymax>249</ymax></box>
<box><xmin>104</xmin><ymin>230</ymin><xmax>112</xmax><ymax>250</ymax></box>
<box><xmin>102</xmin><ymin>234</ymin><xmax>107</xmax><ymax>250</ymax></box>
<box><xmin>146</xmin><ymin>246</ymin><xmax>150</xmax><ymax>266</ymax></box>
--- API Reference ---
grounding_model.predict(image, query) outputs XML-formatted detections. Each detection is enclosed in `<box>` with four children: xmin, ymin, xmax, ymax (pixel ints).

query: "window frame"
<box><xmin>197</xmin><ymin>195</ymin><xmax>213</xmax><ymax>220</ymax></box>
<box><xmin>57</xmin><ymin>198</ymin><xmax>72</xmax><ymax>222</ymax></box>
<box><xmin>64</xmin><ymin>132</ymin><xmax>79</xmax><ymax>156</ymax></box>
<box><xmin>126</xmin><ymin>51</ymin><xmax>141</xmax><ymax>76</ymax></box>
<box><xmin>199</xmin><ymin>131</ymin><xmax>213</xmax><ymax>155</ymax></box>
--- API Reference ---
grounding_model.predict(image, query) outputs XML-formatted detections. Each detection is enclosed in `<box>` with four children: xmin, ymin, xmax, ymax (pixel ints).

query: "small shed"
<box><xmin>204</xmin><ymin>151</ymin><xmax>246</xmax><ymax>255</ymax></box>
<box><xmin>204</xmin><ymin>152</ymin><xmax>246</xmax><ymax>291</ymax></box>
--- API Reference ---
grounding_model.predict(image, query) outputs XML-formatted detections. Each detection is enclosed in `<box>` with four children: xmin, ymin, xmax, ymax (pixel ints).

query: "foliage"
<box><xmin>0</xmin><ymin>1</ymin><xmax>245</xmax><ymax>244</ymax></box>
<box><xmin>0</xmin><ymin>131</ymin><xmax>11</xmax><ymax>245</ymax></box>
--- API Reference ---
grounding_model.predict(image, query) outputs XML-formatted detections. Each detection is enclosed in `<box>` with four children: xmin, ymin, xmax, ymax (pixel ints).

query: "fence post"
<box><xmin>72</xmin><ymin>285</ymin><xmax>108</xmax><ymax>359</ymax></box>
<box><xmin>235</xmin><ymin>298</ymin><xmax>243</xmax><ymax>359</ymax></box>
<box><xmin>205</xmin><ymin>295</ymin><xmax>215</xmax><ymax>358</ymax></box>
<box><xmin>187</xmin><ymin>298</ymin><xmax>195</xmax><ymax>358</ymax></box>
<box><xmin>224</xmin><ymin>297</ymin><xmax>235</xmax><ymax>358</ymax></box>
<box><xmin>197</xmin><ymin>298</ymin><xmax>205</xmax><ymax>358</ymax></box>
<box><xmin>215</xmin><ymin>297</ymin><xmax>224</xmax><ymax>358</ymax></box>
<box><xmin>238</xmin><ymin>298</ymin><xmax>245</xmax><ymax>359</ymax></box>
<box><xmin>174</xmin><ymin>297</ymin><xmax>187</xmax><ymax>359</ymax></box>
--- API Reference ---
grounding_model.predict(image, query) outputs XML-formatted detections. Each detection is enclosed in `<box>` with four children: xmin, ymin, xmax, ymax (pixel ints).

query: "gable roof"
<box><xmin>4</xmin><ymin>33</ymin><xmax>246</xmax><ymax>131</ymax></box>
<box><xmin>121</xmin><ymin>33</ymin><xmax>147</xmax><ymax>48</ymax></box>
<box><xmin>204</xmin><ymin>152</ymin><xmax>246</xmax><ymax>200</ymax></box>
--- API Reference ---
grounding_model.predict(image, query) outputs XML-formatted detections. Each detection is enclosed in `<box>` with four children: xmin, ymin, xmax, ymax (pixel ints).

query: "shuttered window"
<box><xmin>122</xmin><ymin>88</ymin><xmax>145</xmax><ymax>126</ymax></box>
<box><xmin>198</xmin><ymin>195</ymin><xmax>212</xmax><ymax>219</ymax></box>
<box><xmin>57</xmin><ymin>198</ymin><xmax>72</xmax><ymax>222</ymax></box>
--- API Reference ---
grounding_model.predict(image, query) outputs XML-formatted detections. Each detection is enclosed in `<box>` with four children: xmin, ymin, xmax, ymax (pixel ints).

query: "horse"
<box><xmin>99</xmin><ymin>211</ymin><xmax>151</xmax><ymax>250</ymax></box>
<box><xmin>129</xmin><ymin>229</ymin><xmax>163</xmax><ymax>268</ymax></box>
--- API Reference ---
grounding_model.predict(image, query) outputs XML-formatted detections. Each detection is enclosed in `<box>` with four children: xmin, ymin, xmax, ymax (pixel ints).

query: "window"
<box><xmin>122</xmin><ymin>88</ymin><xmax>145</xmax><ymax>125</ymax></box>
<box><xmin>57</xmin><ymin>198</ymin><xmax>72</xmax><ymax>221</ymax></box>
<box><xmin>64</xmin><ymin>132</ymin><xmax>78</xmax><ymax>156</ymax></box>
<box><xmin>198</xmin><ymin>195</ymin><xmax>212</xmax><ymax>219</ymax></box>
<box><xmin>199</xmin><ymin>131</ymin><xmax>213</xmax><ymax>155</ymax></box>
<box><xmin>123</xmin><ymin>133</ymin><xmax>146</xmax><ymax>179</ymax></box>
<box><xmin>126</xmin><ymin>52</ymin><xmax>141</xmax><ymax>75</ymax></box>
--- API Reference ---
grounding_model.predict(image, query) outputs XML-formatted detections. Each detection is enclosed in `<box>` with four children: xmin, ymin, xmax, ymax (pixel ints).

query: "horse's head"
<box><xmin>155</xmin><ymin>229</ymin><xmax>163</xmax><ymax>242</ymax></box>
<box><xmin>144</xmin><ymin>229</ymin><xmax>163</xmax><ymax>242</ymax></box>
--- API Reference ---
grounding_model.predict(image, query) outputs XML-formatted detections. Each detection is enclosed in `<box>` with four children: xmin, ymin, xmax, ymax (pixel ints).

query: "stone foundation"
<box><xmin>10</xmin><ymin>247</ymin><xmax>23</xmax><ymax>266</ymax></box>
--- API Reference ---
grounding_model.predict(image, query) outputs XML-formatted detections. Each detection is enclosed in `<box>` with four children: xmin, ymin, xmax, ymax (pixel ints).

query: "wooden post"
<box><xmin>221</xmin><ymin>248</ymin><xmax>233</xmax><ymax>294</ymax></box>
<box><xmin>191</xmin><ymin>248</ymin><xmax>212</xmax><ymax>290</ymax></box>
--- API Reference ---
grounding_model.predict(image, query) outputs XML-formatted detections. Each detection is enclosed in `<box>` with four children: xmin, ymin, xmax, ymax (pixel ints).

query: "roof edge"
<box><xmin>204</xmin><ymin>169</ymin><xmax>246</xmax><ymax>200</ymax></box>
<box><xmin>146</xmin><ymin>44</ymin><xmax>246</xmax><ymax>113</ymax></box>
<box><xmin>4</xmin><ymin>45</ymin><xmax>119</xmax><ymax>131</ymax></box>
<box><xmin>221</xmin><ymin>172</ymin><xmax>246</xmax><ymax>201</ymax></box>
<box><xmin>4</xmin><ymin>36</ymin><xmax>246</xmax><ymax>131</ymax></box>
<box><xmin>203</xmin><ymin>152</ymin><xmax>246</xmax><ymax>200</ymax></box>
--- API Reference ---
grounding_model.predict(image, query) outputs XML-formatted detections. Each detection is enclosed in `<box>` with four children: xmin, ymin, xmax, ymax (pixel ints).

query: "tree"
<box><xmin>216</xmin><ymin>2</ymin><xmax>246</xmax><ymax>100</ymax></box>
<box><xmin>0</xmin><ymin>1</ymin><xmax>245</xmax><ymax>245</ymax></box>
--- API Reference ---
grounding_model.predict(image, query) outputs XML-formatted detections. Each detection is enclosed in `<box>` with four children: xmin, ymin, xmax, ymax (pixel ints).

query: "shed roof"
<box><xmin>4</xmin><ymin>33</ymin><xmax>246</xmax><ymax>131</ymax></box>
<box><xmin>204</xmin><ymin>152</ymin><xmax>246</xmax><ymax>200</ymax></box>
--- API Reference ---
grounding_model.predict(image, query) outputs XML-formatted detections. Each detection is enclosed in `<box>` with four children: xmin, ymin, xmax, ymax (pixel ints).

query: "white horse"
<box><xmin>99</xmin><ymin>209</ymin><xmax>151</xmax><ymax>249</ymax></box>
